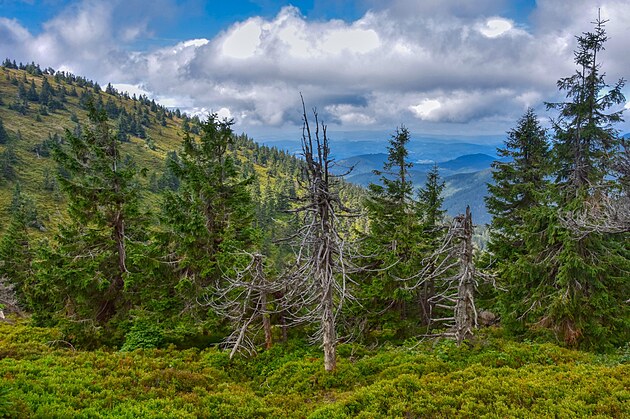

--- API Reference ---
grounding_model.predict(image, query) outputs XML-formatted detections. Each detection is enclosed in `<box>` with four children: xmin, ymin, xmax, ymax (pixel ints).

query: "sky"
<box><xmin>1</xmin><ymin>0</ymin><xmax>629</xmax><ymax>143</ymax></box>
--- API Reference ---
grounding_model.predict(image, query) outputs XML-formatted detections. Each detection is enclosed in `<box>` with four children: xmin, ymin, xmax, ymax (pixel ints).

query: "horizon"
<box><xmin>2</xmin><ymin>0</ymin><xmax>629</xmax><ymax>144</ymax></box>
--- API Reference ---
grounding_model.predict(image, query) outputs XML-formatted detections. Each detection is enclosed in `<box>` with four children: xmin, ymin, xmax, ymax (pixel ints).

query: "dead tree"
<box><xmin>451</xmin><ymin>207</ymin><xmax>477</xmax><ymax>344</ymax></box>
<box><xmin>562</xmin><ymin>194</ymin><xmax>630</xmax><ymax>235</ymax></box>
<box><xmin>410</xmin><ymin>206</ymin><xmax>481</xmax><ymax>345</ymax></box>
<box><xmin>280</xmin><ymin>96</ymin><xmax>358</xmax><ymax>371</ymax></box>
<box><xmin>206</xmin><ymin>253</ymin><xmax>281</xmax><ymax>359</ymax></box>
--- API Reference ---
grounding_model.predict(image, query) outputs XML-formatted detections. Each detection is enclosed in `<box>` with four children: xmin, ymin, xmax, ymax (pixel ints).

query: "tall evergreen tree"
<box><xmin>31</xmin><ymin>104</ymin><xmax>147</xmax><ymax>343</ymax></box>
<box><xmin>161</xmin><ymin>114</ymin><xmax>256</xmax><ymax>316</ymax></box>
<box><xmin>415</xmin><ymin>164</ymin><xmax>446</xmax><ymax>324</ymax></box>
<box><xmin>484</xmin><ymin>109</ymin><xmax>551</xmax><ymax>331</ymax></box>
<box><xmin>359</xmin><ymin>127</ymin><xmax>425</xmax><ymax>337</ymax></box>
<box><xmin>547</xmin><ymin>16</ymin><xmax>625</xmax><ymax>196</ymax></box>
<box><xmin>0</xmin><ymin>184</ymin><xmax>37</xmax><ymax>307</ymax></box>
<box><xmin>417</xmin><ymin>164</ymin><xmax>446</xmax><ymax>231</ymax></box>
<box><xmin>510</xmin><ymin>18</ymin><xmax>628</xmax><ymax>349</ymax></box>
<box><xmin>486</xmin><ymin>108</ymin><xmax>550</xmax><ymax>265</ymax></box>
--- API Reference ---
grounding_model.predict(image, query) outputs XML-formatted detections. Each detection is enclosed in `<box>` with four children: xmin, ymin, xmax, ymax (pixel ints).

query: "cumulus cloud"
<box><xmin>1</xmin><ymin>0</ymin><xmax>629</xmax><ymax>139</ymax></box>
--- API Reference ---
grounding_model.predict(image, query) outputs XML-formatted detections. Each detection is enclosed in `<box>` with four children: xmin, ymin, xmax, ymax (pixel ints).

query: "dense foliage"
<box><xmin>0</xmin><ymin>321</ymin><xmax>627</xmax><ymax>418</ymax></box>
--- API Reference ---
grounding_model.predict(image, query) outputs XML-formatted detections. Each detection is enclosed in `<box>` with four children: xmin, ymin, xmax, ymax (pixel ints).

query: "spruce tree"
<box><xmin>0</xmin><ymin>143</ymin><xmax>18</xmax><ymax>181</ymax></box>
<box><xmin>161</xmin><ymin>114</ymin><xmax>256</xmax><ymax>315</ymax></box>
<box><xmin>511</xmin><ymin>17</ymin><xmax>628</xmax><ymax>348</ymax></box>
<box><xmin>0</xmin><ymin>117</ymin><xmax>9</xmax><ymax>144</ymax></box>
<box><xmin>31</xmin><ymin>104</ymin><xmax>147</xmax><ymax>343</ymax></box>
<box><xmin>484</xmin><ymin>109</ymin><xmax>550</xmax><ymax>332</ymax></box>
<box><xmin>0</xmin><ymin>184</ymin><xmax>36</xmax><ymax>307</ymax></box>
<box><xmin>486</xmin><ymin>108</ymin><xmax>550</xmax><ymax>267</ymax></box>
<box><xmin>415</xmin><ymin>164</ymin><xmax>446</xmax><ymax>324</ymax></box>
<box><xmin>360</xmin><ymin>126</ymin><xmax>425</xmax><ymax>336</ymax></box>
<box><xmin>417</xmin><ymin>164</ymin><xmax>446</xmax><ymax>231</ymax></box>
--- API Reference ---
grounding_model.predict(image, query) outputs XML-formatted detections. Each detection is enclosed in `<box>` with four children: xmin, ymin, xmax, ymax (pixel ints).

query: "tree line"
<box><xmin>0</xmin><ymin>18</ymin><xmax>627</xmax><ymax>370</ymax></box>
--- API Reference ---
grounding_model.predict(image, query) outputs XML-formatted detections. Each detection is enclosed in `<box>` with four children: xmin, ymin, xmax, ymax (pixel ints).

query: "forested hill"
<box><xmin>0</xmin><ymin>62</ymin><xmax>329</xmax><ymax>235</ymax></box>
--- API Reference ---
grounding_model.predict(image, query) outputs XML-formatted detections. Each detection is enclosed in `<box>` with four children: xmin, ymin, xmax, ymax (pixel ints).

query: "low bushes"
<box><xmin>0</xmin><ymin>321</ymin><xmax>627</xmax><ymax>418</ymax></box>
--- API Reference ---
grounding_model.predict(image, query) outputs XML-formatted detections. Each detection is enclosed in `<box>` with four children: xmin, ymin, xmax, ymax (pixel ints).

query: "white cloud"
<box><xmin>0</xmin><ymin>17</ymin><xmax>32</xmax><ymax>44</ymax></box>
<box><xmin>478</xmin><ymin>18</ymin><xmax>513</xmax><ymax>38</ymax></box>
<box><xmin>1</xmin><ymin>0</ymin><xmax>629</xmax><ymax>137</ymax></box>
<box><xmin>326</xmin><ymin>104</ymin><xmax>376</xmax><ymax>125</ymax></box>
<box><xmin>216</xmin><ymin>107</ymin><xmax>233</xmax><ymax>121</ymax></box>
<box><xmin>221</xmin><ymin>19</ymin><xmax>263</xmax><ymax>59</ymax></box>
<box><xmin>410</xmin><ymin>100</ymin><xmax>442</xmax><ymax>120</ymax></box>
<box><xmin>321</xmin><ymin>27</ymin><xmax>380</xmax><ymax>54</ymax></box>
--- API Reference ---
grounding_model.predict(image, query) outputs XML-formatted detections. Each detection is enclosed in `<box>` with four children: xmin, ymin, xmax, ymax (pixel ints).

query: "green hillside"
<box><xmin>0</xmin><ymin>66</ymin><xmax>178</xmax><ymax>223</ymax></box>
<box><xmin>0</xmin><ymin>64</ymin><xmax>318</xmax><ymax>239</ymax></box>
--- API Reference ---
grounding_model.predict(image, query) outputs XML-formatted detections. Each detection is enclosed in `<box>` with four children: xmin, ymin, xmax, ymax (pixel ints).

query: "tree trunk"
<box><xmin>454</xmin><ymin>207</ymin><xmax>477</xmax><ymax>345</ymax></box>
<box><xmin>97</xmin><ymin>208</ymin><xmax>127</xmax><ymax>323</ymax></box>
<box><xmin>262</xmin><ymin>292</ymin><xmax>273</xmax><ymax>350</ymax></box>
<box><xmin>322</xmin><ymin>284</ymin><xmax>336</xmax><ymax>371</ymax></box>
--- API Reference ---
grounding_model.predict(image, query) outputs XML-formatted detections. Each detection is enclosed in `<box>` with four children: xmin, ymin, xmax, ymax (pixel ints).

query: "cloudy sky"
<box><xmin>1</xmin><ymin>0</ymin><xmax>629</xmax><ymax>143</ymax></box>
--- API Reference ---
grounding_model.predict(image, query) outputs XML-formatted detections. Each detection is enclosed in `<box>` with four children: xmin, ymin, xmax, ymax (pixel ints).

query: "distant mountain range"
<box><xmin>260</xmin><ymin>137</ymin><xmax>501</xmax><ymax>161</ymax></box>
<box><xmin>333</xmin><ymin>152</ymin><xmax>504</xmax><ymax>225</ymax></box>
<box><xmin>260</xmin><ymin>137</ymin><xmax>503</xmax><ymax>224</ymax></box>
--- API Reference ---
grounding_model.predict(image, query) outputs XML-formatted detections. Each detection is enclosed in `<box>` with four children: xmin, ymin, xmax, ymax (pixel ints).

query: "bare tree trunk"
<box><xmin>229</xmin><ymin>315</ymin><xmax>254</xmax><ymax>359</ymax></box>
<box><xmin>249</xmin><ymin>253</ymin><xmax>273</xmax><ymax>351</ymax></box>
<box><xmin>322</xmin><ymin>282</ymin><xmax>336</xmax><ymax>371</ymax></box>
<box><xmin>279</xmin><ymin>96</ymin><xmax>358</xmax><ymax>371</ymax></box>
<box><xmin>454</xmin><ymin>207</ymin><xmax>477</xmax><ymax>345</ymax></box>
<box><xmin>419</xmin><ymin>279</ymin><xmax>435</xmax><ymax>326</ymax></box>
<box><xmin>280</xmin><ymin>309</ymin><xmax>288</xmax><ymax>344</ymax></box>
<box><xmin>262</xmin><ymin>291</ymin><xmax>273</xmax><ymax>350</ymax></box>
<box><xmin>274</xmin><ymin>290</ymin><xmax>288</xmax><ymax>344</ymax></box>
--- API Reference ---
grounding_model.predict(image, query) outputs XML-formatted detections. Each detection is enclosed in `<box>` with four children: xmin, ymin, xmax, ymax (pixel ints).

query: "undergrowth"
<box><xmin>0</xmin><ymin>320</ymin><xmax>627</xmax><ymax>418</ymax></box>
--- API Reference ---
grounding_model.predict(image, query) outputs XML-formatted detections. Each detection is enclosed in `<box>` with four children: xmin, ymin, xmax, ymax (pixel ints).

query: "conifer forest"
<box><xmin>0</xmin><ymin>14</ymin><xmax>627</xmax><ymax>418</ymax></box>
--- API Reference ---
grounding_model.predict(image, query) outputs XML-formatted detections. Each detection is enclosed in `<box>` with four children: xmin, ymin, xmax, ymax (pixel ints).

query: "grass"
<box><xmin>0</xmin><ymin>320</ymin><xmax>627</xmax><ymax>418</ymax></box>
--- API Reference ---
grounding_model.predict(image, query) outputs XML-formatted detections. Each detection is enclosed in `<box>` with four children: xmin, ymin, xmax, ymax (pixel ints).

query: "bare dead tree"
<box><xmin>205</xmin><ymin>253</ymin><xmax>282</xmax><ymax>359</ymax></box>
<box><xmin>408</xmin><ymin>207</ymin><xmax>484</xmax><ymax>345</ymax></box>
<box><xmin>279</xmin><ymin>95</ymin><xmax>359</xmax><ymax>371</ymax></box>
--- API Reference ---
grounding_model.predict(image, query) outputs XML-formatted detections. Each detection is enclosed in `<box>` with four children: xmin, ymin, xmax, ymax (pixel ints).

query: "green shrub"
<box><xmin>121</xmin><ymin>319</ymin><xmax>164</xmax><ymax>351</ymax></box>
<box><xmin>0</xmin><ymin>384</ymin><xmax>12</xmax><ymax>418</ymax></box>
<box><xmin>0</xmin><ymin>322</ymin><xmax>628</xmax><ymax>418</ymax></box>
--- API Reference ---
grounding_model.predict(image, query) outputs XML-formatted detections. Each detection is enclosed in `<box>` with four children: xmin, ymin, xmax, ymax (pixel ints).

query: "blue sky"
<box><xmin>1</xmin><ymin>0</ymin><xmax>628</xmax><ymax>142</ymax></box>
<box><xmin>4</xmin><ymin>0</ymin><xmax>537</xmax><ymax>44</ymax></box>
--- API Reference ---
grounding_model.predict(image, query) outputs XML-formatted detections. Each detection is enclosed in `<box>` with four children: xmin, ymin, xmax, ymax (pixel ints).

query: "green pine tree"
<box><xmin>484</xmin><ymin>108</ymin><xmax>551</xmax><ymax>332</ymax></box>
<box><xmin>486</xmin><ymin>108</ymin><xmax>550</xmax><ymax>268</ymax></box>
<box><xmin>0</xmin><ymin>184</ymin><xmax>37</xmax><ymax>307</ymax></box>
<box><xmin>415</xmin><ymin>163</ymin><xmax>446</xmax><ymax>324</ymax></box>
<box><xmin>0</xmin><ymin>117</ymin><xmax>9</xmax><ymax>144</ymax></box>
<box><xmin>359</xmin><ymin>126</ymin><xmax>425</xmax><ymax>337</ymax></box>
<box><xmin>31</xmin><ymin>103</ymin><xmax>148</xmax><ymax>344</ymax></box>
<box><xmin>161</xmin><ymin>114</ymin><xmax>257</xmax><ymax>320</ymax></box>
<box><xmin>512</xmin><ymin>17</ymin><xmax>629</xmax><ymax>349</ymax></box>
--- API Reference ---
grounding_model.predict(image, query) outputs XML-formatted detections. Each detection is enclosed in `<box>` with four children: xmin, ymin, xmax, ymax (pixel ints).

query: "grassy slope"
<box><xmin>0</xmin><ymin>67</ymin><xmax>187</xmax><ymax>230</ymax></box>
<box><xmin>0</xmin><ymin>320</ymin><xmax>628</xmax><ymax>418</ymax></box>
<box><xmin>0</xmin><ymin>66</ymin><xmax>305</xmax><ymax>239</ymax></box>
